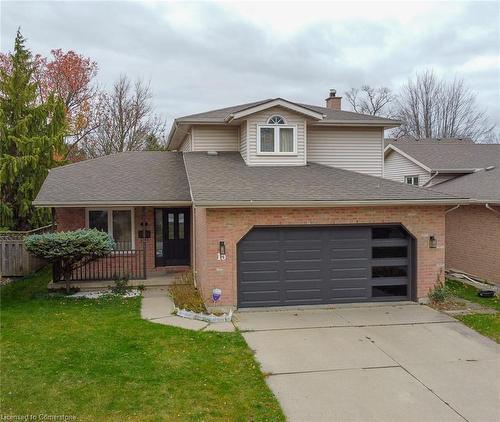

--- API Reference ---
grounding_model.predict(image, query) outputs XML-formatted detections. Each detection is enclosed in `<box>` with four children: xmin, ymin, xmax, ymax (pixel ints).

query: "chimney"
<box><xmin>325</xmin><ymin>89</ymin><xmax>342</xmax><ymax>110</ymax></box>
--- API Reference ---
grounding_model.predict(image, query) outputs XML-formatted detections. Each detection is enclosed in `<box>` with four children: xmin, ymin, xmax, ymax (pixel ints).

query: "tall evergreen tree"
<box><xmin>0</xmin><ymin>30</ymin><xmax>66</xmax><ymax>230</ymax></box>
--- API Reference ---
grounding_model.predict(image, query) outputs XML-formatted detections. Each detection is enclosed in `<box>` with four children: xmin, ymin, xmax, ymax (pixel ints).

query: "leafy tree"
<box><xmin>1</xmin><ymin>45</ymin><xmax>99</xmax><ymax>161</ymax></box>
<box><xmin>0</xmin><ymin>29</ymin><xmax>66</xmax><ymax>230</ymax></box>
<box><xmin>25</xmin><ymin>229</ymin><xmax>115</xmax><ymax>293</ymax></box>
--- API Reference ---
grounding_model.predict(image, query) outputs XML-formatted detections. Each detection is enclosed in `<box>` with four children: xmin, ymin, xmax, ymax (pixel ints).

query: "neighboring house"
<box><xmin>384</xmin><ymin>139</ymin><xmax>500</xmax><ymax>285</ymax></box>
<box><xmin>35</xmin><ymin>91</ymin><xmax>465</xmax><ymax>310</ymax></box>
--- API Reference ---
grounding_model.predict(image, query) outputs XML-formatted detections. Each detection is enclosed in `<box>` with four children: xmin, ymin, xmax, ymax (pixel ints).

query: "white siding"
<box><xmin>239</xmin><ymin>121</ymin><xmax>248</xmax><ymax>161</ymax></box>
<box><xmin>307</xmin><ymin>126</ymin><xmax>384</xmax><ymax>177</ymax></box>
<box><xmin>192</xmin><ymin>125</ymin><xmax>239</xmax><ymax>151</ymax></box>
<box><xmin>246</xmin><ymin>106</ymin><xmax>306</xmax><ymax>166</ymax></box>
<box><xmin>179</xmin><ymin>133</ymin><xmax>192</xmax><ymax>152</ymax></box>
<box><xmin>384</xmin><ymin>149</ymin><xmax>431</xmax><ymax>185</ymax></box>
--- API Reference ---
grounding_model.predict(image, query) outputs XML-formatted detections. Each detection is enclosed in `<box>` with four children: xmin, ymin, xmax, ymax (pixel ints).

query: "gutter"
<box><xmin>33</xmin><ymin>200</ymin><xmax>193</xmax><ymax>208</ymax></box>
<box><xmin>192</xmin><ymin>198</ymin><xmax>470</xmax><ymax>208</ymax></box>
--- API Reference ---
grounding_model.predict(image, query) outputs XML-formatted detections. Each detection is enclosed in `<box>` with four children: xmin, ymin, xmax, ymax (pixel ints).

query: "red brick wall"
<box><xmin>55</xmin><ymin>208</ymin><xmax>85</xmax><ymax>231</ymax></box>
<box><xmin>195</xmin><ymin>206</ymin><xmax>446</xmax><ymax>308</ymax></box>
<box><xmin>55</xmin><ymin>207</ymin><xmax>179</xmax><ymax>276</ymax></box>
<box><xmin>446</xmin><ymin>205</ymin><xmax>500</xmax><ymax>285</ymax></box>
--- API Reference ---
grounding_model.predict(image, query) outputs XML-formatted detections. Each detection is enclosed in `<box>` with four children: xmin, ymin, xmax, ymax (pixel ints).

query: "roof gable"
<box><xmin>225</xmin><ymin>98</ymin><xmax>325</xmax><ymax>122</ymax></box>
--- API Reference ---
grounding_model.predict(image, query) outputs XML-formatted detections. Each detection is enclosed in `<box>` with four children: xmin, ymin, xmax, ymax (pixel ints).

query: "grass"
<box><xmin>1</xmin><ymin>268</ymin><xmax>284</xmax><ymax>421</ymax></box>
<box><xmin>445</xmin><ymin>278</ymin><xmax>500</xmax><ymax>343</ymax></box>
<box><xmin>455</xmin><ymin>314</ymin><xmax>500</xmax><ymax>343</ymax></box>
<box><xmin>446</xmin><ymin>278</ymin><xmax>500</xmax><ymax>311</ymax></box>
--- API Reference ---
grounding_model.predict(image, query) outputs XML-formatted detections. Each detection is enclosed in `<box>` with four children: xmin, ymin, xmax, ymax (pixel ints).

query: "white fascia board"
<box><xmin>226</xmin><ymin>99</ymin><xmax>325</xmax><ymax>122</ymax></box>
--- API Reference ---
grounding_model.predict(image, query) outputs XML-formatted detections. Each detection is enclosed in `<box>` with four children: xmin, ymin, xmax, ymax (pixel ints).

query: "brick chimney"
<box><xmin>325</xmin><ymin>89</ymin><xmax>342</xmax><ymax>110</ymax></box>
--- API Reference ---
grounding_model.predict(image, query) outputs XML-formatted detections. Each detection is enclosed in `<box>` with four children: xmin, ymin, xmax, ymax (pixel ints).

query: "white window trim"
<box><xmin>85</xmin><ymin>207</ymin><xmax>135</xmax><ymax>250</ymax></box>
<box><xmin>257</xmin><ymin>124</ymin><xmax>298</xmax><ymax>155</ymax></box>
<box><xmin>405</xmin><ymin>175</ymin><xmax>420</xmax><ymax>186</ymax></box>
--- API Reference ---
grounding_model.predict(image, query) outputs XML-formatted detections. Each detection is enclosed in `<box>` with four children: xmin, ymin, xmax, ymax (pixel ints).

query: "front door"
<box><xmin>154</xmin><ymin>208</ymin><xmax>190</xmax><ymax>266</ymax></box>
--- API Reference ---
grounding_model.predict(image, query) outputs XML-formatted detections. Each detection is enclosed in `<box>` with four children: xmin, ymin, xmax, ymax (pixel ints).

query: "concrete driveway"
<box><xmin>234</xmin><ymin>304</ymin><xmax>500</xmax><ymax>422</ymax></box>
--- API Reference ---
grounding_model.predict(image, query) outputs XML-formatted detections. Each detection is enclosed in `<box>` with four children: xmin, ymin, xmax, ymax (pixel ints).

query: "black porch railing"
<box><xmin>53</xmin><ymin>249</ymin><xmax>146</xmax><ymax>282</ymax></box>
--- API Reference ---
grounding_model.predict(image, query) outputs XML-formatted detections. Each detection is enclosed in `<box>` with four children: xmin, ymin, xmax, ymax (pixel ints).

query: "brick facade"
<box><xmin>55</xmin><ymin>207</ymin><xmax>182</xmax><ymax>277</ymax></box>
<box><xmin>194</xmin><ymin>206</ymin><xmax>446</xmax><ymax>309</ymax></box>
<box><xmin>446</xmin><ymin>205</ymin><xmax>500</xmax><ymax>285</ymax></box>
<box><xmin>57</xmin><ymin>205</ymin><xmax>447</xmax><ymax>304</ymax></box>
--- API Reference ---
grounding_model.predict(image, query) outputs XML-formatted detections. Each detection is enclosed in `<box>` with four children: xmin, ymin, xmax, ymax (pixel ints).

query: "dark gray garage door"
<box><xmin>237</xmin><ymin>225</ymin><xmax>413</xmax><ymax>308</ymax></box>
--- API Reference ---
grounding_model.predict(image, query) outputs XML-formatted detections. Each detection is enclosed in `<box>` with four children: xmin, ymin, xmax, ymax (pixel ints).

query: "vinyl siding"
<box><xmin>246</xmin><ymin>106</ymin><xmax>306</xmax><ymax>166</ymax></box>
<box><xmin>179</xmin><ymin>133</ymin><xmax>192</xmax><ymax>152</ymax></box>
<box><xmin>307</xmin><ymin>126</ymin><xmax>383</xmax><ymax>177</ymax></box>
<box><xmin>192</xmin><ymin>125</ymin><xmax>239</xmax><ymax>151</ymax></box>
<box><xmin>384</xmin><ymin>149</ymin><xmax>431</xmax><ymax>185</ymax></box>
<box><xmin>240</xmin><ymin>121</ymin><xmax>248</xmax><ymax>161</ymax></box>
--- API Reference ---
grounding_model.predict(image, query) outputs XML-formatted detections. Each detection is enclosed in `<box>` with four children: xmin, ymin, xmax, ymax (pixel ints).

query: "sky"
<box><xmin>1</xmin><ymin>0</ymin><xmax>499</xmax><ymax>130</ymax></box>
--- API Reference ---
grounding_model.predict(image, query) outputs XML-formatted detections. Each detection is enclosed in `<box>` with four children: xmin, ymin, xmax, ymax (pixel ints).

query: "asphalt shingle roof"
<box><xmin>183</xmin><ymin>152</ymin><xmax>460</xmax><ymax>204</ymax></box>
<box><xmin>387</xmin><ymin>144</ymin><xmax>500</xmax><ymax>170</ymax></box>
<box><xmin>176</xmin><ymin>98</ymin><xmax>398</xmax><ymax>124</ymax></box>
<box><xmin>433</xmin><ymin>167</ymin><xmax>500</xmax><ymax>202</ymax></box>
<box><xmin>34</xmin><ymin>152</ymin><xmax>191</xmax><ymax>205</ymax></box>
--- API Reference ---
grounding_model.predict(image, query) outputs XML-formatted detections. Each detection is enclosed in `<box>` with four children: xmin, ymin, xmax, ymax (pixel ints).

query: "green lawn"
<box><xmin>1</xmin><ymin>268</ymin><xmax>284</xmax><ymax>421</ymax></box>
<box><xmin>445</xmin><ymin>278</ymin><xmax>500</xmax><ymax>343</ymax></box>
<box><xmin>446</xmin><ymin>278</ymin><xmax>500</xmax><ymax>311</ymax></box>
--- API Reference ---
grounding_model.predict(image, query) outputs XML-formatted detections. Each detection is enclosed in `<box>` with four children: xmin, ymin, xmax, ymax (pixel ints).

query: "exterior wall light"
<box><xmin>429</xmin><ymin>235</ymin><xmax>437</xmax><ymax>248</ymax></box>
<box><xmin>218</xmin><ymin>241</ymin><xmax>226</xmax><ymax>261</ymax></box>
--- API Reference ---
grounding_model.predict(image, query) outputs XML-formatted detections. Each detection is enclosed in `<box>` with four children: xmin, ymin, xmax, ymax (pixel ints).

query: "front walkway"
<box><xmin>234</xmin><ymin>304</ymin><xmax>500</xmax><ymax>422</ymax></box>
<box><xmin>140</xmin><ymin>288</ymin><xmax>235</xmax><ymax>332</ymax></box>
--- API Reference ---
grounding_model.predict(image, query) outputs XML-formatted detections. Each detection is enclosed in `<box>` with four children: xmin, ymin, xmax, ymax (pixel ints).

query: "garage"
<box><xmin>237</xmin><ymin>225</ymin><xmax>414</xmax><ymax>308</ymax></box>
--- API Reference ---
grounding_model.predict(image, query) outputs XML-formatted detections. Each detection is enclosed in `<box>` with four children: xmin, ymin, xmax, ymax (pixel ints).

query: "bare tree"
<box><xmin>345</xmin><ymin>85</ymin><xmax>394</xmax><ymax>116</ymax></box>
<box><xmin>395</xmin><ymin>70</ymin><xmax>494</xmax><ymax>141</ymax></box>
<box><xmin>81</xmin><ymin>76</ymin><xmax>166</xmax><ymax>157</ymax></box>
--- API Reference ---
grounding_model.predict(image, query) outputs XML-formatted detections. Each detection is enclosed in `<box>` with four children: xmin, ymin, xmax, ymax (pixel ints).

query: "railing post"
<box><xmin>141</xmin><ymin>206</ymin><xmax>147</xmax><ymax>280</ymax></box>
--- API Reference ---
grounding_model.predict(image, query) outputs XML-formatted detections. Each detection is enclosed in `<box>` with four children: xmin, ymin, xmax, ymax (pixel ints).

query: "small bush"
<box><xmin>110</xmin><ymin>277</ymin><xmax>130</xmax><ymax>295</ymax></box>
<box><xmin>428</xmin><ymin>282</ymin><xmax>450</xmax><ymax>303</ymax></box>
<box><xmin>169</xmin><ymin>271</ymin><xmax>206</xmax><ymax>313</ymax></box>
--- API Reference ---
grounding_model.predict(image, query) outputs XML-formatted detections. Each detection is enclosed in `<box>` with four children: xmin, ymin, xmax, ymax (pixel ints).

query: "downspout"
<box><xmin>485</xmin><ymin>204</ymin><xmax>500</xmax><ymax>215</ymax></box>
<box><xmin>445</xmin><ymin>204</ymin><xmax>461</xmax><ymax>214</ymax></box>
<box><xmin>423</xmin><ymin>171</ymin><xmax>439</xmax><ymax>187</ymax></box>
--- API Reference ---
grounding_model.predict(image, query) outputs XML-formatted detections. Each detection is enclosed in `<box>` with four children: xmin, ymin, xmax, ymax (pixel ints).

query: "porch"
<box><xmin>52</xmin><ymin>205</ymin><xmax>193</xmax><ymax>287</ymax></box>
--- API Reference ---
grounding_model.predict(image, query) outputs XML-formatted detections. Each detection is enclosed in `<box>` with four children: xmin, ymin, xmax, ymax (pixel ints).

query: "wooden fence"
<box><xmin>0</xmin><ymin>225</ymin><xmax>54</xmax><ymax>277</ymax></box>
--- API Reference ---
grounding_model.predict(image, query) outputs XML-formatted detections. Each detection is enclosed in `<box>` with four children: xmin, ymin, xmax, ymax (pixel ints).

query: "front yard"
<box><xmin>444</xmin><ymin>278</ymin><xmax>500</xmax><ymax>343</ymax></box>
<box><xmin>0</xmin><ymin>268</ymin><xmax>284</xmax><ymax>421</ymax></box>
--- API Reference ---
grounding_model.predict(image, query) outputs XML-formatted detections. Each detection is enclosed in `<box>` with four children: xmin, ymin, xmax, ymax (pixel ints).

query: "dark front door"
<box><xmin>155</xmin><ymin>208</ymin><xmax>190</xmax><ymax>266</ymax></box>
<box><xmin>237</xmin><ymin>225</ymin><xmax>413</xmax><ymax>308</ymax></box>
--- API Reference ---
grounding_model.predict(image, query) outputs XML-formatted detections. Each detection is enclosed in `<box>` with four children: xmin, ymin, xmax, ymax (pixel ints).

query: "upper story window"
<box><xmin>405</xmin><ymin>176</ymin><xmax>419</xmax><ymax>186</ymax></box>
<box><xmin>257</xmin><ymin>115</ymin><xmax>297</xmax><ymax>154</ymax></box>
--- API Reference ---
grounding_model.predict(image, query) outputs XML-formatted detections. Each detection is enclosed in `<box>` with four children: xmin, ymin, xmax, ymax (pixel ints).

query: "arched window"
<box><xmin>258</xmin><ymin>115</ymin><xmax>296</xmax><ymax>154</ymax></box>
<box><xmin>267</xmin><ymin>115</ymin><xmax>286</xmax><ymax>125</ymax></box>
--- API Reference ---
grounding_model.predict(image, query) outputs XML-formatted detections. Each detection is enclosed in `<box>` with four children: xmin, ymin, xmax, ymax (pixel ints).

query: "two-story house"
<box><xmin>384</xmin><ymin>138</ymin><xmax>500</xmax><ymax>285</ymax></box>
<box><xmin>35</xmin><ymin>91</ymin><xmax>465</xmax><ymax>310</ymax></box>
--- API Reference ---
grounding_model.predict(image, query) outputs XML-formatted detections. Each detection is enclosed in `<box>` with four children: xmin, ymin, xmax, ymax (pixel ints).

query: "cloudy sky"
<box><xmin>1</xmin><ymin>0</ymin><xmax>499</xmax><ymax>129</ymax></box>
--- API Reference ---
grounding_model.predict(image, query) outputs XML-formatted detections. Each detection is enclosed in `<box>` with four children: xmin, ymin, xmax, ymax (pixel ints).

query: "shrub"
<box><xmin>110</xmin><ymin>277</ymin><xmax>130</xmax><ymax>295</ymax></box>
<box><xmin>428</xmin><ymin>282</ymin><xmax>450</xmax><ymax>303</ymax></box>
<box><xmin>25</xmin><ymin>229</ymin><xmax>115</xmax><ymax>293</ymax></box>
